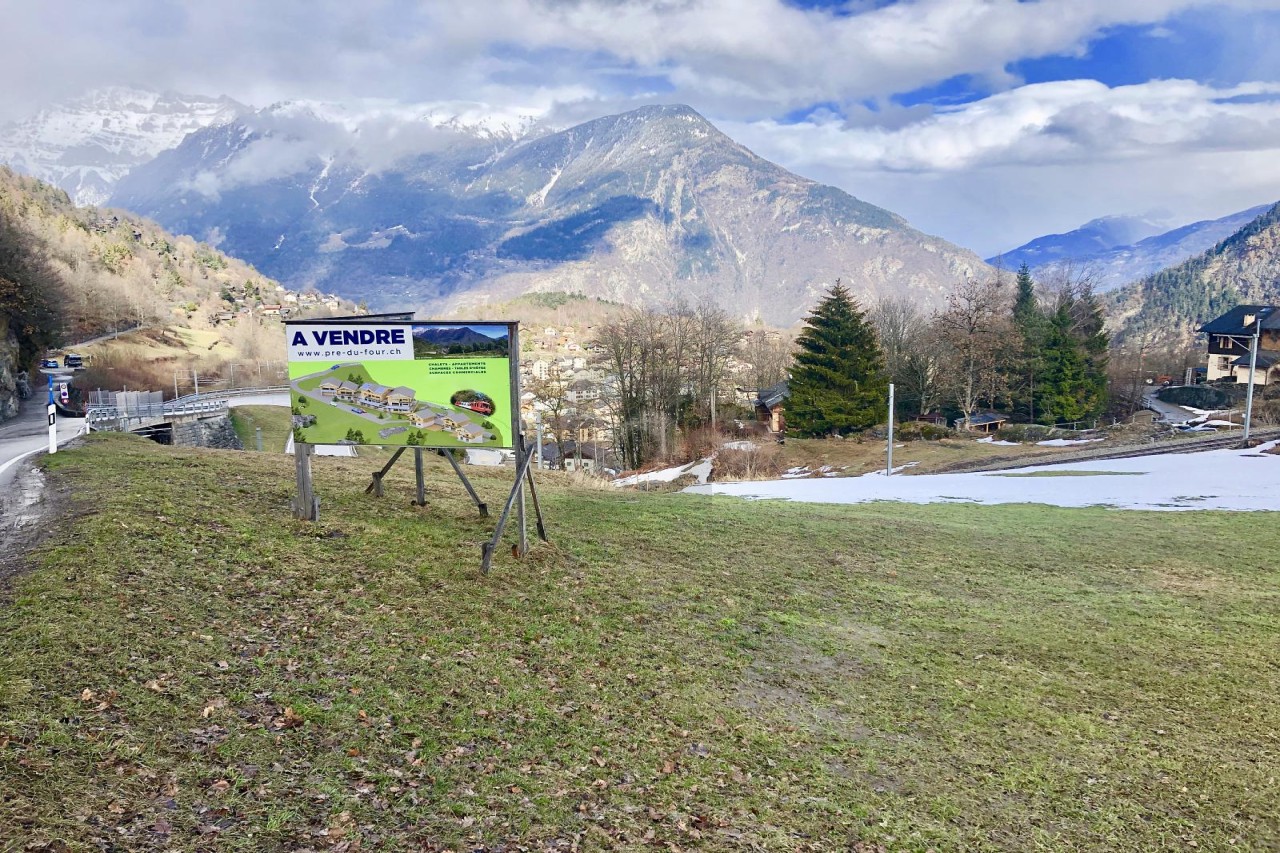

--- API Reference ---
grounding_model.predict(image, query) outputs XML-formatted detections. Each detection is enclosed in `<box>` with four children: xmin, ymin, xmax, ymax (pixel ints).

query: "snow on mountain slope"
<box><xmin>0</xmin><ymin>87</ymin><xmax>245</xmax><ymax>206</ymax></box>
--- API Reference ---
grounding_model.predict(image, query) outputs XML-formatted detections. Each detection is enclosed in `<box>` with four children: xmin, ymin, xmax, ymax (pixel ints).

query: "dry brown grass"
<box><xmin>711</xmin><ymin>443</ymin><xmax>785</xmax><ymax>481</ymax></box>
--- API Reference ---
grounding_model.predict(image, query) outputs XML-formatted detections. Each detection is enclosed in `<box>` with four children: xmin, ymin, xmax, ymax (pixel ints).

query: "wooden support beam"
<box><xmin>365</xmin><ymin>447</ymin><xmax>406</xmax><ymax>495</ymax></box>
<box><xmin>293</xmin><ymin>442</ymin><xmax>318</xmax><ymax>521</ymax></box>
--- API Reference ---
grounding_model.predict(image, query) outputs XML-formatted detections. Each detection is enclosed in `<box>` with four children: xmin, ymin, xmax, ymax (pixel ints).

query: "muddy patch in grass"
<box><xmin>0</xmin><ymin>461</ymin><xmax>74</xmax><ymax>594</ymax></box>
<box><xmin>734</xmin><ymin>632</ymin><xmax>881</xmax><ymax>735</ymax></box>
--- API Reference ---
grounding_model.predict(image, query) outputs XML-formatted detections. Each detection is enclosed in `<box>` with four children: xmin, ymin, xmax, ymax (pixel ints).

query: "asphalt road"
<box><xmin>1143</xmin><ymin>388</ymin><xmax>1199</xmax><ymax>423</ymax></box>
<box><xmin>0</xmin><ymin>371</ymin><xmax>86</xmax><ymax>491</ymax></box>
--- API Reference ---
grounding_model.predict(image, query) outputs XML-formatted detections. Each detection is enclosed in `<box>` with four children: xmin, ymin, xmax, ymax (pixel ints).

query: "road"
<box><xmin>0</xmin><ymin>370</ymin><xmax>86</xmax><ymax>491</ymax></box>
<box><xmin>1143</xmin><ymin>388</ymin><xmax>1197</xmax><ymax>423</ymax></box>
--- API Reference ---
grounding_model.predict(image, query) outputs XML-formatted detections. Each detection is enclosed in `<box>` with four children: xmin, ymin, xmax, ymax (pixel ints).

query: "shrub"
<box><xmin>892</xmin><ymin>421</ymin><xmax>954</xmax><ymax>442</ymax></box>
<box><xmin>711</xmin><ymin>444</ymin><xmax>784</xmax><ymax>481</ymax></box>
<box><xmin>682</xmin><ymin>425</ymin><xmax>721</xmax><ymax>461</ymax></box>
<box><xmin>995</xmin><ymin>423</ymin><xmax>1056</xmax><ymax>442</ymax></box>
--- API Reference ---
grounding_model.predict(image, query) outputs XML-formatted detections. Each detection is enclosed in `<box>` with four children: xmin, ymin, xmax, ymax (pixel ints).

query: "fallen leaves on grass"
<box><xmin>271</xmin><ymin>706</ymin><xmax>305</xmax><ymax>730</ymax></box>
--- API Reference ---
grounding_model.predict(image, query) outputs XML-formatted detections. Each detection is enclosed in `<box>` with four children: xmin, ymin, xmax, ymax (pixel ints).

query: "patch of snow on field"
<box><xmin>721</xmin><ymin>440</ymin><xmax>758</xmax><ymax>450</ymax></box>
<box><xmin>683</xmin><ymin>443</ymin><xmax>1280</xmax><ymax>511</ymax></box>
<box><xmin>863</xmin><ymin>461</ymin><xmax>921</xmax><ymax>476</ymax></box>
<box><xmin>614</xmin><ymin>458</ymin><xmax>712</xmax><ymax>486</ymax></box>
<box><xmin>686</xmin><ymin>459</ymin><xmax>713</xmax><ymax>483</ymax></box>
<box><xmin>1036</xmin><ymin>438</ymin><xmax>1104</xmax><ymax>447</ymax></box>
<box><xmin>977</xmin><ymin>436</ymin><xmax>1019</xmax><ymax>446</ymax></box>
<box><xmin>781</xmin><ymin>466</ymin><xmax>811</xmax><ymax>479</ymax></box>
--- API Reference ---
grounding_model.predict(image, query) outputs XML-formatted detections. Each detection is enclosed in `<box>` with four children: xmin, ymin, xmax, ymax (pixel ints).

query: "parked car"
<box><xmin>351</xmin><ymin>407</ymin><xmax>366</xmax><ymax>414</ymax></box>
<box><xmin>63</xmin><ymin>354</ymin><xmax>84</xmax><ymax>369</ymax></box>
<box><xmin>40</xmin><ymin>358</ymin><xmax>60</xmax><ymax>369</ymax></box>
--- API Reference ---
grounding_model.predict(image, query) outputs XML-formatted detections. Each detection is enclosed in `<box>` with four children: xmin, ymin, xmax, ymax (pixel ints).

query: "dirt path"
<box><xmin>0</xmin><ymin>459</ymin><xmax>64</xmax><ymax>588</ymax></box>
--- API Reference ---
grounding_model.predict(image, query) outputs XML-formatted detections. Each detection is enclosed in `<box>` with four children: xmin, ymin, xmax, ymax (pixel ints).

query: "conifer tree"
<box><xmin>1009</xmin><ymin>263</ymin><xmax>1047</xmax><ymax>421</ymax></box>
<box><xmin>1033</xmin><ymin>286</ymin><xmax>1110</xmax><ymax>424</ymax></box>
<box><xmin>787</xmin><ymin>282</ymin><xmax>886</xmax><ymax>436</ymax></box>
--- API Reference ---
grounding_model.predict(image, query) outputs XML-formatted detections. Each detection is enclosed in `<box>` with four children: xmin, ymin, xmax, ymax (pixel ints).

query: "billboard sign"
<box><xmin>286</xmin><ymin>319</ymin><xmax>518</xmax><ymax>449</ymax></box>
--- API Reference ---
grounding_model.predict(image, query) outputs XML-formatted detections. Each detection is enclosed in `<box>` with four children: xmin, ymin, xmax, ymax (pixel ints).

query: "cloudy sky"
<box><xmin>6</xmin><ymin>0</ymin><xmax>1280</xmax><ymax>256</ymax></box>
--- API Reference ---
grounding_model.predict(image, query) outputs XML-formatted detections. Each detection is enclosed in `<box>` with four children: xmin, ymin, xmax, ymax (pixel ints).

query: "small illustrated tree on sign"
<box><xmin>787</xmin><ymin>281</ymin><xmax>887</xmax><ymax>437</ymax></box>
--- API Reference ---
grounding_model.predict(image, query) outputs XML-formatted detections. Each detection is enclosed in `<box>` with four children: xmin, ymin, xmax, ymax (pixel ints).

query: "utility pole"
<box><xmin>193</xmin><ymin>369</ymin><xmax>199</xmax><ymax>401</ymax></box>
<box><xmin>886</xmin><ymin>383</ymin><xmax>895</xmax><ymax>476</ymax></box>
<box><xmin>1243</xmin><ymin>321</ymin><xmax>1260</xmax><ymax>441</ymax></box>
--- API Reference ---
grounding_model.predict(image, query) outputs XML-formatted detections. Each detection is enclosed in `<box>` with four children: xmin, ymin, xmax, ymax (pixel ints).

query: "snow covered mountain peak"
<box><xmin>0</xmin><ymin>87</ymin><xmax>246</xmax><ymax>205</ymax></box>
<box><xmin>257</xmin><ymin>97</ymin><xmax>540</xmax><ymax>142</ymax></box>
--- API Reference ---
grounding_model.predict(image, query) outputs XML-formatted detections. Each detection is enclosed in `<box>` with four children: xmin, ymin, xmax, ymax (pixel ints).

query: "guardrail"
<box><xmin>167</xmin><ymin>385</ymin><xmax>290</xmax><ymax>407</ymax></box>
<box><xmin>85</xmin><ymin>385</ymin><xmax>290</xmax><ymax>429</ymax></box>
<box><xmin>86</xmin><ymin>398</ymin><xmax>229</xmax><ymax>426</ymax></box>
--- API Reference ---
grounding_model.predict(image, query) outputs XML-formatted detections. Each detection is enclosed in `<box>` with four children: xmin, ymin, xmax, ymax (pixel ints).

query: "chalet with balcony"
<box><xmin>359</xmin><ymin>382</ymin><xmax>394</xmax><ymax>407</ymax></box>
<box><xmin>1199</xmin><ymin>305</ymin><xmax>1280</xmax><ymax>385</ymax></box>
<box><xmin>386</xmin><ymin>386</ymin><xmax>416</xmax><ymax>412</ymax></box>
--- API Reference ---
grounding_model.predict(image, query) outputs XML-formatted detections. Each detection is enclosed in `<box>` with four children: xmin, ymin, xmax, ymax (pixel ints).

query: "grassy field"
<box><xmin>228</xmin><ymin>406</ymin><xmax>293</xmax><ymax>453</ymax></box>
<box><xmin>1</xmin><ymin>435</ymin><xmax>1277</xmax><ymax>851</ymax></box>
<box><xmin>775</xmin><ymin>429</ymin><xmax>1152</xmax><ymax>477</ymax></box>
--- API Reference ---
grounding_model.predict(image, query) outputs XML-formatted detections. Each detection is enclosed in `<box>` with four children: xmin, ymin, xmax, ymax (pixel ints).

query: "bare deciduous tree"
<box><xmin>934</xmin><ymin>276</ymin><xmax>1012</xmax><ymax>427</ymax></box>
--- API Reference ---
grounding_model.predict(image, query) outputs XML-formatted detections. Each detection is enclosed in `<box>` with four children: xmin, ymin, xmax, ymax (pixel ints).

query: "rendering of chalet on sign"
<box><xmin>286</xmin><ymin>320</ymin><xmax>517</xmax><ymax>449</ymax></box>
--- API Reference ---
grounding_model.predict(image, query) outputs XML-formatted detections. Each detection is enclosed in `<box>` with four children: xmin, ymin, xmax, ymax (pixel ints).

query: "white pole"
<box><xmin>535</xmin><ymin>412</ymin><xmax>544</xmax><ymax>468</ymax></box>
<box><xmin>193</xmin><ymin>369</ymin><xmax>199</xmax><ymax>400</ymax></box>
<box><xmin>47</xmin><ymin>376</ymin><xmax>56</xmax><ymax>454</ymax></box>
<box><xmin>886</xmin><ymin>383</ymin><xmax>895</xmax><ymax>476</ymax></box>
<box><xmin>1244</xmin><ymin>324</ymin><xmax>1260</xmax><ymax>441</ymax></box>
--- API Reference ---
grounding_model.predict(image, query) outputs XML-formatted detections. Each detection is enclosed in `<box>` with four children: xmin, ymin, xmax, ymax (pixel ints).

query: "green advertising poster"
<box><xmin>286</xmin><ymin>320</ymin><xmax>517</xmax><ymax>449</ymax></box>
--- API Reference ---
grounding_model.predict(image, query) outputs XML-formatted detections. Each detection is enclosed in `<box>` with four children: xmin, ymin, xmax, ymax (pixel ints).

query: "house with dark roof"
<box><xmin>754</xmin><ymin>380</ymin><xmax>789</xmax><ymax>433</ymax></box>
<box><xmin>1198</xmin><ymin>305</ymin><xmax>1280</xmax><ymax>385</ymax></box>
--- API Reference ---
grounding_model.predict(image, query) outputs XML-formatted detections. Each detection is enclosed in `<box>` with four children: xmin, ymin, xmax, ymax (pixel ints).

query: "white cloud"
<box><xmin>4</xmin><ymin>0</ymin><xmax>1280</xmax><ymax>256</ymax></box>
<box><xmin>728</xmin><ymin>79</ymin><xmax>1280</xmax><ymax>172</ymax></box>
<box><xmin>722</xmin><ymin>79</ymin><xmax>1280</xmax><ymax>255</ymax></box>
<box><xmin>0</xmin><ymin>0</ymin><xmax>1266</xmax><ymax>123</ymax></box>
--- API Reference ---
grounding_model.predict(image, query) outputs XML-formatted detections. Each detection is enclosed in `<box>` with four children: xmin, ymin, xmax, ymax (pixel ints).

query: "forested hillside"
<box><xmin>1108</xmin><ymin>201</ymin><xmax>1280</xmax><ymax>343</ymax></box>
<box><xmin>0</xmin><ymin>166</ymin><xmax>354</xmax><ymax>420</ymax></box>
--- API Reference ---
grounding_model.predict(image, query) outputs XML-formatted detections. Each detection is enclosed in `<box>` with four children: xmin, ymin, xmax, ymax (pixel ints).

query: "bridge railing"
<box><xmin>86</xmin><ymin>398</ymin><xmax>230</xmax><ymax>426</ymax></box>
<box><xmin>85</xmin><ymin>385</ymin><xmax>290</xmax><ymax>429</ymax></box>
<box><xmin>166</xmin><ymin>385</ymin><xmax>290</xmax><ymax>407</ymax></box>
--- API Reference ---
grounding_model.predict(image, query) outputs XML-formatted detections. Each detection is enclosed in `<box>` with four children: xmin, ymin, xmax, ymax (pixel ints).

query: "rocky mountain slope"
<box><xmin>1107</xmin><ymin>201</ymin><xmax>1280</xmax><ymax>344</ymax></box>
<box><xmin>0</xmin><ymin>87</ymin><xmax>244</xmax><ymax>207</ymax></box>
<box><xmin>991</xmin><ymin>206</ymin><xmax>1273</xmax><ymax>292</ymax></box>
<box><xmin>0</xmin><ymin>166</ymin><xmax>359</xmax><ymax>421</ymax></box>
<box><xmin>111</xmin><ymin>103</ymin><xmax>991</xmax><ymax>326</ymax></box>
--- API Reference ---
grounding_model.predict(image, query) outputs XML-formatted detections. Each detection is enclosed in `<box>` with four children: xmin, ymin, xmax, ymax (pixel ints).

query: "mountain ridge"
<box><xmin>111</xmin><ymin>102</ymin><xmax>991</xmax><ymax>325</ymax></box>
<box><xmin>991</xmin><ymin>205</ymin><xmax>1275</xmax><ymax>292</ymax></box>
<box><xmin>0</xmin><ymin>87</ymin><xmax>245</xmax><ymax>206</ymax></box>
<box><xmin>1107</xmin><ymin>201</ymin><xmax>1280</xmax><ymax>343</ymax></box>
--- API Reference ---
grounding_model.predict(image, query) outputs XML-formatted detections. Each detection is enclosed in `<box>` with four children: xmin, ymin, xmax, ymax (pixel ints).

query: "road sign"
<box><xmin>58</xmin><ymin>382</ymin><xmax>69</xmax><ymax>404</ymax></box>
